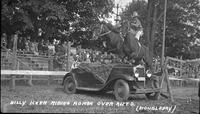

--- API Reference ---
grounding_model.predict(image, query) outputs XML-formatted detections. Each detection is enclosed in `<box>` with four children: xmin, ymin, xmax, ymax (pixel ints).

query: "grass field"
<box><xmin>1</xmin><ymin>81</ymin><xmax>199</xmax><ymax>114</ymax></box>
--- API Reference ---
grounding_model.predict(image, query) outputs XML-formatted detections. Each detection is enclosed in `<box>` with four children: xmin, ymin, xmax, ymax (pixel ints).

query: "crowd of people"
<box><xmin>1</xmin><ymin>33</ymin><xmax>70</xmax><ymax>57</ymax></box>
<box><xmin>73</xmin><ymin>48</ymin><xmax>122</xmax><ymax>64</ymax></box>
<box><xmin>2</xmin><ymin>33</ymin><xmax>125</xmax><ymax>71</ymax></box>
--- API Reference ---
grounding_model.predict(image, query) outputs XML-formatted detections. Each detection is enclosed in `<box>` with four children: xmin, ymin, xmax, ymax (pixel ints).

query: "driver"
<box><xmin>129</xmin><ymin>11</ymin><xmax>143</xmax><ymax>41</ymax></box>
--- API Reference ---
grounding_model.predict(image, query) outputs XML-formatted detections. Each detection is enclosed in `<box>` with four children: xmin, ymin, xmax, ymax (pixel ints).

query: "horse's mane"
<box><xmin>101</xmin><ymin>22</ymin><xmax>120</xmax><ymax>33</ymax></box>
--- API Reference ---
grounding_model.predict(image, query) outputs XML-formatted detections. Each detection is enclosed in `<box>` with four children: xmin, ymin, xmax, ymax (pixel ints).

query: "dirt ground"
<box><xmin>1</xmin><ymin>81</ymin><xmax>199</xmax><ymax>114</ymax></box>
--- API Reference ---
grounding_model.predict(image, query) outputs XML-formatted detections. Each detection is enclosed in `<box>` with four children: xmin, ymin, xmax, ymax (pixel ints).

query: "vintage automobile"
<box><xmin>62</xmin><ymin>62</ymin><xmax>160</xmax><ymax>101</ymax></box>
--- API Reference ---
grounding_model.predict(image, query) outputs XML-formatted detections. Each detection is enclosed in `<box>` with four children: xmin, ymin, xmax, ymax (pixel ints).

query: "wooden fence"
<box><xmin>1</xmin><ymin>42</ymin><xmax>71</xmax><ymax>89</ymax></box>
<box><xmin>165</xmin><ymin>56</ymin><xmax>200</xmax><ymax>86</ymax></box>
<box><xmin>1</xmin><ymin>42</ymin><xmax>199</xmax><ymax>89</ymax></box>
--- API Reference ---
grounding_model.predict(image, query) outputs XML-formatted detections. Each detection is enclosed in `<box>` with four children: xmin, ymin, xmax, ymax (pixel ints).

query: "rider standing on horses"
<box><xmin>129</xmin><ymin>11</ymin><xmax>143</xmax><ymax>41</ymax></box>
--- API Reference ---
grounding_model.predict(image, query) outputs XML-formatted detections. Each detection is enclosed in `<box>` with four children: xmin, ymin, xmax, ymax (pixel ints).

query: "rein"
<box><xmin>99</xmin><ymin>24</ymin><xmax>111</xmax><ymax>37</ymax></box>
<box><xmin>100</xmin><ymin>31</ymin><xmax>111</xmax><ymax>36</ymax></box>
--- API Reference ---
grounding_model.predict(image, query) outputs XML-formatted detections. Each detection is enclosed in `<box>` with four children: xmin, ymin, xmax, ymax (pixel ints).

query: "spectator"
<box><xmin>85</xmin><ymin>51</ymin><xmax>91</xmax><ymax>63</ymax></box>
<box><xmin>38</xmin><ymin>39</ymin><xmax>45</xmax><ymax>54</ymax></box>
<box><xmin>1</xmin><ymin>33</ymin><xmax>7</xmax><ymax>47</ymax></box>
<box><xmin>17</xmin><ymin>36</ymin><xmax>25</xmax><ymax>51</ymax></box>
<box><xmin>29</xmin><ymin>41</ymin><xmax>37</xmax><ymax>55</ymax></box>
<box><xmin>90</xmin><ymin>50</ymin><xmax>95</xmax><ymax>62</ymax></box>
<box><xmin>55</xmin><ymin>40</ymin><xmax>61</xmax><ymax>54</ymax></box>
<box><xmin>95</xmin><ymin>51</ymin><xmax>102</xmax><ymax>62</ymax></box>
<box><xmin>53</xmin><ymin>41</ymin><xmax>68</xmax><ymax>69</ymax></box>
<box><xmin>25</xmin><ymin>38</ymin><xmax>30</xmax><ymax>52</ymax></box>
<box><xmin>60</xmin><ymin>41</ymin><xmax>67</xmax><ymax>55</ymax></box>
<box><xmin>48</xmin><ymin>42</ymin><xmax>55</xmax><ymax>55</ymax></box>
<box><xmin>30</xmin><ymin>41</ymin><xmax>34</xmax><ymax>54</ymax></box>
<box><xmin>8</xmin><ymin>34</ymin><xmax>14</xmax><ymax>50</ymax></box>
<box><xmin>43</xmin><ymin>40</ymin><xmax>49</xmax><ymax>55</ymax></box>
<box><xmin>13</xmin><ymin>33</ymin><xmax>18</xmax><ymax>51</ymax></box>
<box><xmin>32</xmin><ymin>41</ymin><xmax>39</xmax><ymax>55</ymax></box>
<box><xmin>76</xmin><ymin>45</ymin><xmax>81</xmax><ymax>56</ymax></box>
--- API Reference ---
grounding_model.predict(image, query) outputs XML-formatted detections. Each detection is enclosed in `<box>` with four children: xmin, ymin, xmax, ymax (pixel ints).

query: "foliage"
<box><xmin>1</xmin><ymin>0</ymin><xmax>114</xmax><ymax>46</ymax></box>
<box><xmin>158</xmin><ymin>0</ymin><xmax>200</xmax><ymax>59</ymax></box>
<box><xmin>121</xmin><ymin>0</ymin><xmax>200</xmax><ymax>59</ymax></box>
<box><xmin>2</xmin><ymin>0</ymin><xmax>199</xmax><ymax>59</ymax></box>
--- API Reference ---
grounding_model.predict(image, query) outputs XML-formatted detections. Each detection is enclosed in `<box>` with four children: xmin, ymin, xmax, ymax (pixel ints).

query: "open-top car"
<box><xmin>62</xmin><ymin>62</ymin><xmax>160</xmax><ymax>101</ymax></box>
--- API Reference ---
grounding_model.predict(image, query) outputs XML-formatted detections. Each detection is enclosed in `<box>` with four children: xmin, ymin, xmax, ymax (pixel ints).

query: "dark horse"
<box><xmin>93</xmin><ymin>22</ymin><xmax>153</xmax><ymax>71</ymax></box>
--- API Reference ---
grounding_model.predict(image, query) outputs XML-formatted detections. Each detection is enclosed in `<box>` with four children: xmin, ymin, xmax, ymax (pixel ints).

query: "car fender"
<box><xmin>62</xmin><ymin>72</ymin><xmax>76</xmax><ymax>85</ymax></box>
<box><xmin>108</xmin><ymin>74</ymin><xmax>134</xmax><ymax>82</ymax></box>
<box><xmin>101</xmin><ymin>74</ymin><xmax>134</xmax><ymax>91</ymax></box>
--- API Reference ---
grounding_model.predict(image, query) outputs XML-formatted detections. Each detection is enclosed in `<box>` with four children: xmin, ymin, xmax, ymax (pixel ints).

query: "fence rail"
<box><xmin>165</xmin><ymin>56</ymin><xmax>200</xmax><ymax>87</ymax></box>
<box><xmin>1</xmin><ymin>70</ymin><xmax>68</xmax><ymax>76</ymax></box>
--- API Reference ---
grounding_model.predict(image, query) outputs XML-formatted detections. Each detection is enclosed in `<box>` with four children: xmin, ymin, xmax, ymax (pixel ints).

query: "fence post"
<box><xmin>66</xmin><ymin>41</ymin><xmax>71</xmax><ymax>71</ymax></box>
<box><xmin>17</xmin><ymin>61</ymin><xmax>19</xmax><ymax>70</ymax></box>
<box><xmin>28</xmin><ymin>75</ymin><xmax>33</xmax><ymax>86</ymax></box>
<box><xmin>159</xmin><ymin>57</ymin><xmax>174</xmax><ymax>102</ymax></box>
<box><xmin>10</xmin><ymin>34</ymin><xmax>18</xmax><ymax>89</ymax></box>
<box><xmin>48</xmin><ymin>57</ymin><xmax>53</xmax><ymax>85</ymax></box>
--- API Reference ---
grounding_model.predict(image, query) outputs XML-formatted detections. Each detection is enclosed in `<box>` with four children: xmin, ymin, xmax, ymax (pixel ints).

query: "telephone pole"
<box><xmin>161</xmin><ymin>0</ymin><xmax>167</xmax><ymax>67</ymax></box>
<box><xmin>115</xmin><ymin>3</ymin><xmax>119</xmax><ymax>24</ymax></box>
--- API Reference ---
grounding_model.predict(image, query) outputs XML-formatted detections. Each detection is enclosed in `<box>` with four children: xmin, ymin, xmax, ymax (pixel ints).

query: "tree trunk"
<box><xmin>150</xmin><ymin>3</ymin><xmax>158</xmax><ymax>55</ymax></box>
<box><xmin>146</xmin><ymin>0</ymin><xmax>155</xmax><ymax>64</ymax></box>
<box><xmin>147</xmin><ymin>0</ymin><xmax>159</xmax><ymax>58</ymax></box>
<box><xmin>146</xmin><ymin>0</ymin><xmax>153</xmax><ymax>49</ymax></box>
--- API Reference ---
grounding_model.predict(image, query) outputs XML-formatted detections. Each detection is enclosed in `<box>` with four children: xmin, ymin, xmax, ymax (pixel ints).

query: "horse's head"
<box><xmin>121</xmin><ymin>20</ymin><xmax>130</xmax><ymax>36</ymax></box>
<box><xmin>92</xmin><ymin>22</ymin><xmax>111</xmax><ymax>40</ymax></box>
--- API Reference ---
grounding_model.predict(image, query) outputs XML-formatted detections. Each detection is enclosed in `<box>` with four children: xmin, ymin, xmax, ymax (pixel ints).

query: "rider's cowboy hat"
<box><xmin>131</xmin><ymin>11</ymin><xmax>139</xmax><ymax>17</ymax></box>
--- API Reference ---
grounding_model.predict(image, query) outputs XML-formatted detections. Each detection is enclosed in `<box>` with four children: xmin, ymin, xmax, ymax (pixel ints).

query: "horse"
<box><xmin>120</xmin><ymin>20</ymin><xmax>153</xmax><ymax>71</ymax></box>
<box><xmin>92</xmin><ymin>21</ymin><xmax>153</xmax><ymax>71</ymax></box>
<box><xmin>92</xmin><ymin>22</ymin><xmax>125</xmax><ymax>58</ymax></box>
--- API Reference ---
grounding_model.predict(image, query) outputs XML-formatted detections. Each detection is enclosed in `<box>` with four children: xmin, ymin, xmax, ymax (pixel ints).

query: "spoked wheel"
<box><xmin>145</xmin><ymin>78</ymin><xmax>159</xmax><ymax>100</ymax></box>
<box><xmin>114</xmin><ymin>79</ymin><xmax>130</xmax><ymax>101</ymax></box>
<box><xmin>64</xmin><ymin>76</ymin><xmax>76</xmax><ymax>94</ymax></box>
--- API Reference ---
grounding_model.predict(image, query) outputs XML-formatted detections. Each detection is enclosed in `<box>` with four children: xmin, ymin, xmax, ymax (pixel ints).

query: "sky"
<box><xmin>106</xmin><ymin>0</ymin><xmax>133</xmax><ymax>25</ymax></box>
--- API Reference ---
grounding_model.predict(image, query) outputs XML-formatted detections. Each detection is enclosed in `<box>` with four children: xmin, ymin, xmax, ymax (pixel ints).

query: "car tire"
<box><xmin>64</xmin><ymin>76</ymin><xmax>77</xmax><ymax>94</ymax></box>
<box><xmin>145</xmin><ymin>78</ymin><xmax>159</xmax><ymax>100</ymax></box>
<box><xmin>114</xmin><ymin>79</ymin><xmax>130</xmax><ymax>101</ymax></box>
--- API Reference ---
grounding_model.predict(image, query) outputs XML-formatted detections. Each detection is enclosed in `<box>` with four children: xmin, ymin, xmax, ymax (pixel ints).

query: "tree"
<box><xmin>157</xmin><ymin>0</ymin><xmax>200</xmax><ymax>59</ymax></box>
<box><xmin>121</xmin><ymin>0</ymin><xmax>200</xmax><ymax>59</ymax></box>
<box><xmin>1</xmin><ymin>0</ymin><xmax>114</xmax><ymax>48</ymax></box>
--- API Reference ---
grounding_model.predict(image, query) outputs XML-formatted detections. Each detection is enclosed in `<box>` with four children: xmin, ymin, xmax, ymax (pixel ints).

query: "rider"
<box><xmin>129</xmin><ymin>11</ymin><xmax>143</xmax><ymax>41</ymax></box>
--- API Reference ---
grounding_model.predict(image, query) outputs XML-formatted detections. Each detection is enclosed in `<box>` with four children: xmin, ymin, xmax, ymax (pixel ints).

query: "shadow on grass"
<box><xmin>55</xmin><ymin>86</ymin><xmax>149</xmax><ymax>101</ymax></box>
<box><xmin>54</xmin><ymin>86</ymin><xmax>115</xmax><ymax>100</ymax></box>
<box><xmin>54</xmin><ymin>87</ymin><xmax>64</xmax><ymax>93</ymax></box>
<box><xmin>77</xmin><ymin>90</ymin><xmax>115</xmax><ymax>100</ymax></box>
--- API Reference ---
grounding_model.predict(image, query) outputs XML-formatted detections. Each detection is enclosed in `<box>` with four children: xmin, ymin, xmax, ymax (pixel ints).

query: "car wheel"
<box><xmin>114</xmin><ymin>79</ymin><xmax>130</xmax><ymax>101</ymax></box>
<box><xmin>64</xmin><ymin>76</ymin><xmax>76</xmax><ymax>94</ymax></box>
<box><xmin>145</xmin><ymin>78</ymin><xmax>159</xmax><ymax>100</ymax></box>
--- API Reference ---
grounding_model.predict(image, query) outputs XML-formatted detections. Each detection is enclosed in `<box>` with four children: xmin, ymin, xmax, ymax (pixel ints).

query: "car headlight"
<box><xmin>146</xmin><ymin>70</ymin><xmax>152</xmax><ymax>78</ymax></box>
<box><xmin>133</xmin><ymin>66</ymin><xmax>140</xmax><ymax>78</ymax></box>
<box><xmin>135</xmin><ymin>72</ymin><xmax>139</xmax><ymax>77</ymax></box>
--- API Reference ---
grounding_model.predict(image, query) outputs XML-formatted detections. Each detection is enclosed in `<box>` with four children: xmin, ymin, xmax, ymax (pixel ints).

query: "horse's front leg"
<box><xmin>143</xmin><ymin>60</ymin><xmax>153</xmax><ymax>73</ymax></box>
<box><xmin>124</xmin><ymin>56</ymin><xmax>135</xmax><ymax>65</ymax></box>
<box><xmin>130</xmin><ymin>52</ymin><xmax>137</xmax><ymax>58</ymax></box>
